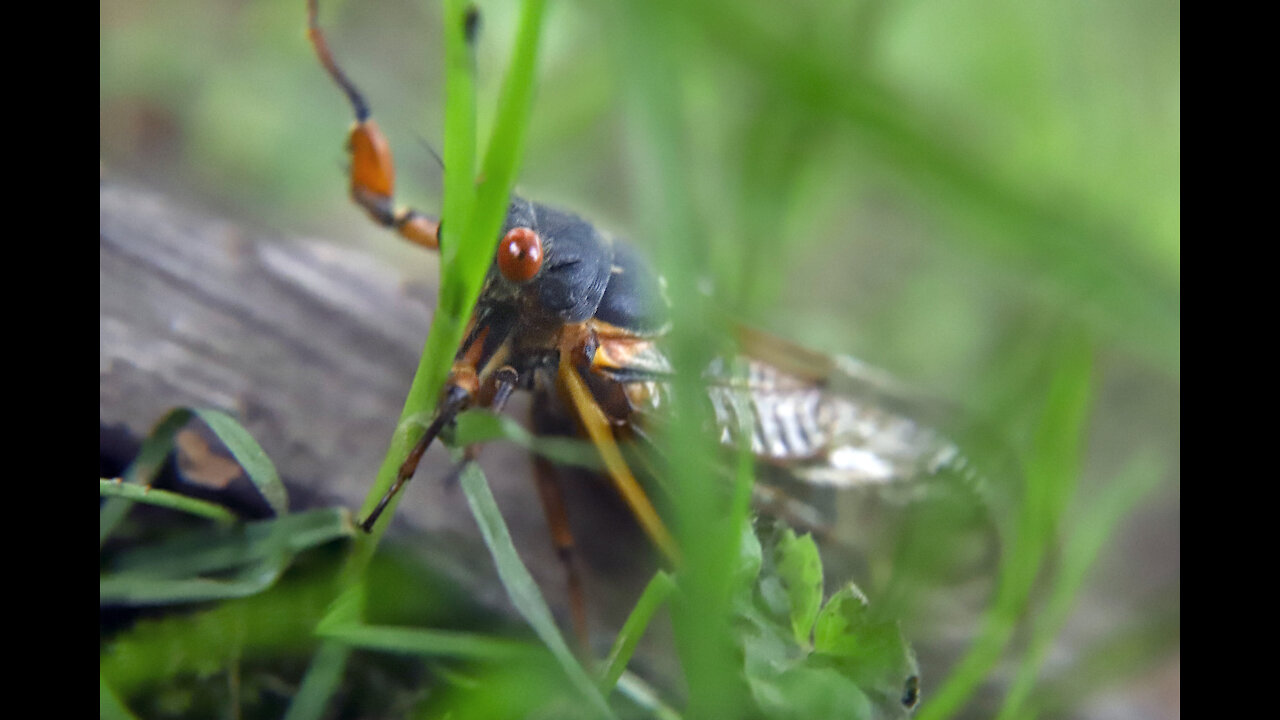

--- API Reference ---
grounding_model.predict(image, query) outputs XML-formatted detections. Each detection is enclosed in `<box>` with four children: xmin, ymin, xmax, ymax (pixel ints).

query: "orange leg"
<box><xmin>531</xmin><ymin>454</ymin><xmax>591</xmax><ymax>653</ymax></box>
<box><xmin>307</xmin><ymin>0</ymin><xmax>440</xmax><ymax>250</ymax></box>
<box><xmin>556</xmin><ymin>355</ymin><xmax>681</xmax><ymax>566</ymax></box>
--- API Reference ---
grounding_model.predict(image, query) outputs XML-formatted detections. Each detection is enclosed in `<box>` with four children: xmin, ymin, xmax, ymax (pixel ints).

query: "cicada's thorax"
<box><xmin>452</xmin><ymin>198</ymin><xmax>672</xmax><ymax>420</ymax></box>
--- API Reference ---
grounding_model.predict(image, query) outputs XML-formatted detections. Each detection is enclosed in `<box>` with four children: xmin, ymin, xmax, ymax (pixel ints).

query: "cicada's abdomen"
<box><xmin>705</xmin><ymin>356</ymin><xmax>979</xmax><ymax>490</ymax></box>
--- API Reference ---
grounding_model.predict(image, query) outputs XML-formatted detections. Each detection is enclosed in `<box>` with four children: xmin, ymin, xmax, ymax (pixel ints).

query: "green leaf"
<box><xmin>735</xmin><ymin>521</ymin><xmax>764</xmax><ymax>589</ymax></box>
<box><xmin>749</xmin><ymin>665</ymin><xmax>874</xmax><ymax>720</ymax></box>
<box><xmin>812</xmin><ymin>583</ymin><xmax>872</xmax><ymax>657</ymax></box>
<box><xmin>813</xmin><ymin>584</ymin><xmax>921</xmax><ymax>717</ymax></box>
<box><xmin>773</xmin><ymin>529</ymin><xmax>824</xmax><ymax>647</ymax></box>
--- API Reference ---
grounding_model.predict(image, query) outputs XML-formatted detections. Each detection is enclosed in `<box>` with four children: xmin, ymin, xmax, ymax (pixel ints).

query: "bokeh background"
<box><xmin>102</xmin><ymin>0</ymin><xmax>1178</xmax><ymax>717</ymax></box>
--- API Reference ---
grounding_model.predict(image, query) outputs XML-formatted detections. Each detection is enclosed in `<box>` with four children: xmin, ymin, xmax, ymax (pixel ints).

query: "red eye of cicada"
<box><xmin>497</xmin><ymin>227</ymin><xmax>543</xmax><ymax>283</ymax></box>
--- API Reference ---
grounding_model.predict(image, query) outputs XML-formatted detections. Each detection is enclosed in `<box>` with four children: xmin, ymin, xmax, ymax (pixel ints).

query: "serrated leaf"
<box><xmin>812</xmin><ymin>584</ymin><xmax>921</xmax><ymax>718</ymax></box>
<box><xmin>813</xmin><ymin>583</ymin><xmax>872</xmax><ymax>657</ymax></box>
<box><xmin>735</xmin><ymin>521</ymin><xmax>763</xmax><ymax>587</ymax></box>
<box><xmin>773</xmin><ymin>529</ymin><xmax>824</xmax><ymax>646</ymax></box>
<box><xmin>749</xmin><ymin>665</ymin><xmax>874</xmax><ymax>720</ymax></box>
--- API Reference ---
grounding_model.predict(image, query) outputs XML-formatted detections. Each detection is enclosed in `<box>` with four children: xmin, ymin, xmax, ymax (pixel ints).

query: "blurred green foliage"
<box><xmin>101</xmin><ymin>0</ymin><xmax>1178</xmax><ymax>385</ymax></box>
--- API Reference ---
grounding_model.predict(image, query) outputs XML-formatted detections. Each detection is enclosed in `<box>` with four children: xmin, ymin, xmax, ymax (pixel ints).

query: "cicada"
<box><xmin>307</xmin><ymin>0</ymin><xmax>977</xmax><ymax>648</ymax></box>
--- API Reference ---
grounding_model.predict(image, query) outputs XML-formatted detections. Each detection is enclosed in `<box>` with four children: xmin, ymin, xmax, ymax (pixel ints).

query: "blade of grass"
<box><xmin>317</xmin><ymin>623</ymin><xmax>538</xmax><ymax>661</ymax></box>
<box><xmin>102</xmin><ymin>547</ymin><xmax>347</xmax><ymax>697</ymax></box>
<box><xmin>918</xmin><ymin>330</ymin><xmax>1094</xmax><ymax>720</ymax></box>
<box><xmin>106</xmin><ymin>507</ymin><xmax>354</xmax><ymax>577</ymax></box>
<box><xmin>299</xmin><ymin>1</ymin><xmax>547</xmax><ymax>714</ymax></box>
<box><xmin>351</xmin><ymin>0</ymin><xmax>547</xmax><ymax>544</ymax></box>
<box><xmin>101</xmin><ymin>508</ymin><xmax>353</xmax><ymax>604</ymax></box>
<box><xmin>351</xmin><ymin>0</ymin><xmax>483</xmax><ymax>547</ymax></box>
<box><xmin>452</xmin><ymin>409</ymin><xmax>605</xmax><ymax>470</ymax></box>
<box><xmin>99</xmin><ymin>478</ymin><xmax>238</xmax><ymax>524</ymax></box>
<box><xmin>100</xmin><ymin>553</ymin><xmax>291</xmax><ymax>605</ymax></box>
<box><xmin>616</xmin><ymin>671</ymin><xmax>684</xmax><ymax>720</ymax></box>
<box><xmin>994</xmin><ymin>451</ymin><xmax>1166</xmax><ymax>720</ymax></box>
<box><xmin>100</xmin><ymin>407</ymin><xmax>288</xmax><ymax>546</ymax></box>
<box><xmin>1026</xmin><ymin>601</ymin><xmax>1179</xmax><ymax>718</ymax></box>
<box><xmin>600</xmin><ymin>570</ymin><xmax>677</xmax><ymax>692</ymax></box>
<box><xmin>458</xmin><ymin>461</ymin><xmax>615</xmax><ymax>718</ymax></box>
<box><xmin>196</xmin><ymin>407</ymin><xmax>289</xmax><ymax>515</ymax></box>
<box><xmin>282</xmin><ymin>642</ymin><xmax>350</xmax><ymax>720</ymax></box>
<box><xmin>100</xmin><ymin>672</ymin><xmax>138</xmax><ymax>720</ymax></box>
<box><xmin>615</xmin><ymin>1</ymin><xmax>751</xmax><ymax>715</ymax></box>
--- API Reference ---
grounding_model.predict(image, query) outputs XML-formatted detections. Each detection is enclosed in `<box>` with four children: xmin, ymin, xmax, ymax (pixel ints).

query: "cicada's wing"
<box><xmin>710</xmin><ymin>327</ymin><xmax>983</xmax><ymax>491</ymax></box>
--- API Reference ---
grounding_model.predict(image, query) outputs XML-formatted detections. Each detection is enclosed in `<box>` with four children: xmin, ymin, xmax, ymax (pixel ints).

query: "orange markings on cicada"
<box><xmin>347</xmin><ymin>120</ymin><xmax>396</xmax><ymax>201</ymax></box>
<box><xmin>399</xmin><ymin>214</ymin><xmax>440</xmax><ymax>250</ymax></box>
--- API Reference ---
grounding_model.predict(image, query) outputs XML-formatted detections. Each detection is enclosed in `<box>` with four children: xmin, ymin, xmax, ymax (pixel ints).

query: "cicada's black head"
<box><xmin>482</xmin><ymin>197</ymin><xmax>616</xmax><ymax>326</ymax></box>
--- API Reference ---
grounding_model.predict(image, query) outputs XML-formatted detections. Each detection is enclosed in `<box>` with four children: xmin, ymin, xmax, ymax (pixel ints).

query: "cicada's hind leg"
<box><xmin>306</xmin><ymin>0</ymin><xmax>440</xmax><ymax>250</ymax></box>
<box><xmin>528</xmin><ymin>381</ymin><xmax>595</xmax><ymax>653</ymax></box>
<box><xmin>531</xmin><ymin>452</ymin><xmax>591</xmax><ymax>653</ymax></box>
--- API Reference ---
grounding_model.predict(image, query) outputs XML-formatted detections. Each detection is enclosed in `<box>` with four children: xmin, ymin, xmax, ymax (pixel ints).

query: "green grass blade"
<box><xmin>353</xmin><ymin>0</ymin><xmax>547</xmax><ymax>541</ymax></box>
<box><xmin>458</xmin><ymin>462</ymin><xmax>615</xmax><ymax>719</ymax></box>
<box><xmin>1026</xmin><ymin>602</ymin><xmax>1179</xmax><ymax>718</ymax></box>
<box><xmin>101</xmin><ymin>408</ymin><xmax>190</xmax><ymax>545</ymax></box>
<box><xmin>193</xmin><ymin>407</ymin><xmax>289</xmax><ymax>516</ymax></box>
<box><xmin>107</xmin><ymin>507</ymin><xmax>354</xmax><ymax>577</ymax></box>
<box><xmin>102</xmin><ymin>549</ymin><xmax>348</xmax><ymax>700</ymax></box>
<box><xmin>614</xmin><ymin>1</ymin><xmax>750</xmax><ymax>715</ymax></box>
<box><xmin>600</xmin><ymin>570</ymin><xmax>677</xmax><ymax>692</ymax></box>
<box><xmin>348</xmin><ymin>0</ymin><xmax>485</xmax><ymax>545</ymax></box>
<box><xmin>101</xmin><ymin>407</ymin><xmax>288</xmax><ymax>546</ymax></box>
<box><xmin>615</xmin><ymin>671</ymin><xmax>684</xmax><ymax>720</ymax></box>
<box><xmin>100</xmin><ymin>553</ymin><xmax>291</xmax><ymax>605</ymax></box>
<box><xmin>282</xmin><ymin>641</ymin><xmax>350</xmax><ymax>720</ymax></box>
<box><xmin>306</xmin><ymin>0</ymin><xmax>549</xmax><ymax>712</ymax></box>
<box><xmin>919</xmin><ymin>332</ymin><xmax>1095</xmax><ymax>720</ymax></box>
<box><xmin>100</xmin><ymin>672</ymin><xmax>138</xmax><ymax>720</ymax></box>
<box><xmin>99</xmin><ymin>479</ymin><xmax>238</xmax><ymax>524</ymax></box>
<box><xmin>101</xmin><ymin>508</ymin><xmax>354</xmax><ymax>604</ymax></box>
<box><xmin>452</xmin><ymin>410</ymin><xmax>605</xmax><ymax>470</ymax></box>
<box><xmin>994</xmin><ymin>451</ymin><xmax>1166</xmax><ymax>720</ymax></box>
<box><xmin>318</xmin><ymin>623</ymin><xmax>538</xmax><ymax>661</ymax></box>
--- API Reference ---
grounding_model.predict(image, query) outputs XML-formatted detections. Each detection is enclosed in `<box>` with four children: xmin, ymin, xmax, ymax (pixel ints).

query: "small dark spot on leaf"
<box><xmin>464</xmin><ymin>5</ymin><xmax>481</xmax><ymax>44</ymax></box>
<box><xmin>902</xmin><ymin>675</ymin><xmax>920</xmax><ymax>708</ymax></box>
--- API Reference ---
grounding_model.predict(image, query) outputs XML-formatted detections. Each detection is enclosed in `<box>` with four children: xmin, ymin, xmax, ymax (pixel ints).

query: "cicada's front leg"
<box><xmin>306</xmin><ymin>0</ymin><xmax>440</xmax><ymax>251</ymax></box>
<box><xmin>556</xmin><ymin>327</ymin><xmax>681</xmax><ymax>566</ymax></box>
